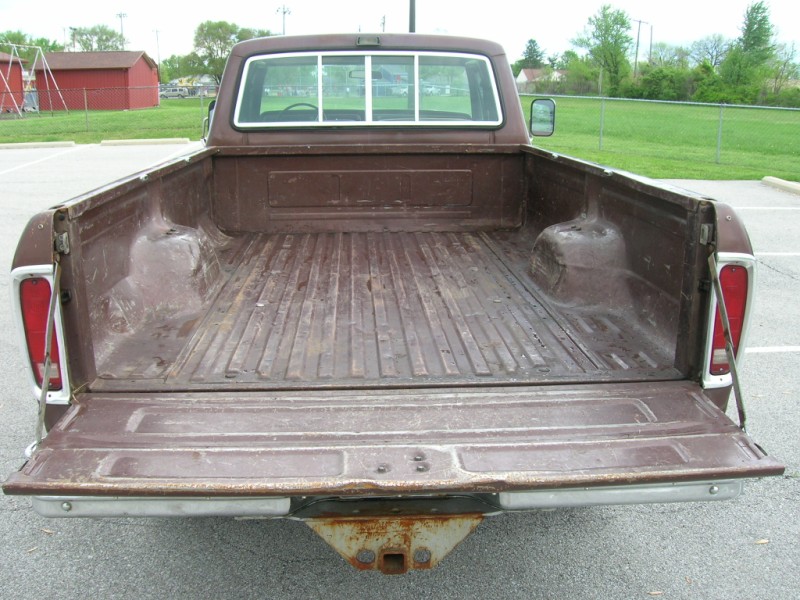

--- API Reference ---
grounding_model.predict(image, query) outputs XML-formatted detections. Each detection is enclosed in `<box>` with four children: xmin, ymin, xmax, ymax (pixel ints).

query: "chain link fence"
<box><xmin>523</xmin><ymin>94</ymin><xmax>800</xmax><ymax>180</ymax></box>
<box><xmin>0</xmin><ymin>85</ymin><xmax>217</xmax><ymax>144</ymax></box>
<box><xmin>2</xmin><ymin>86</ymin><xmax>798</xmax><ymax>180</ymax></box>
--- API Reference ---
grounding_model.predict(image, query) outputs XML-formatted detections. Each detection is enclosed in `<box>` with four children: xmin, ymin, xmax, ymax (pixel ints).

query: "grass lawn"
<box><xmin>0</xmin><ymin>98</ymin><xmax>210</xmax><ymax>145</ymax></box>
<box><xmin>1</xmin><ymin>95</ymin><xmax>797</xmax><ymax>181</ymax></box>
<box><xmin>522</xmin><ymin>96</ymin><xmax>800</xmax><ymax>181</ymax></box>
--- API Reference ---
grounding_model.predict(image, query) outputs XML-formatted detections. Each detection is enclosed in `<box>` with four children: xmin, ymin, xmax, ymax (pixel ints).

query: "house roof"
<box><xmin>33</xmin><ymin>51</ymin><xmax>157</xmax><ymax>71</ymax></box>
<box><xmin>517</xmin><ymin>68</ymin><xmax>568</xmax><ymax>82</ymax></box>
<box><xmin>0</xmin><ymin>51</ymin><xmax>26</xmax><ymax>65</ymax></box>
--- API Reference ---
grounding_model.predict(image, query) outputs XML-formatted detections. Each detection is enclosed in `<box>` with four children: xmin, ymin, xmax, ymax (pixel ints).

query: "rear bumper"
<box><xmin>31</xmin><ymin>479</ymin><xmax>744</xmax><ymax>518</ymax></box>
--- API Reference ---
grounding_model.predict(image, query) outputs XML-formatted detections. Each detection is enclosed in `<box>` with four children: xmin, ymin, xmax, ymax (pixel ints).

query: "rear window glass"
<box><xmin>233</xmin><ymin>51</ymin><xmax>502</xmax><ymax>128</ymax></box>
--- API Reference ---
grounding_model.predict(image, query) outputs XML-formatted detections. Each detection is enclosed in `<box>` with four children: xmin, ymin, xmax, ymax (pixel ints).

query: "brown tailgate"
<box><xmin>3</xmin><ymin>381</ymin><xmax>783</xmax><ymax>497</ymax></box>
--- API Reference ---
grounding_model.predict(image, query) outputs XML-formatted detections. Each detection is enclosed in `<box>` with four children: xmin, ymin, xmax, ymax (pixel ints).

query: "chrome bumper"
<box><xmin>31</xmin><ymin>479</ymin><xmax>743</xmax><ymax>518</ymax></box>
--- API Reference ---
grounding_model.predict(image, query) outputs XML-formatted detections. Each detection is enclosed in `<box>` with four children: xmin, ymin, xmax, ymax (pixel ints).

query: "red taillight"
<box><xmin>709</xmin><ymin>265</ymin><xmax>749</xmax><ymax>375</ymax></box>
<box><xmin>20</xmin><ymin>278</ymin><xmax>63</xmax><ymax>390</ymax></box>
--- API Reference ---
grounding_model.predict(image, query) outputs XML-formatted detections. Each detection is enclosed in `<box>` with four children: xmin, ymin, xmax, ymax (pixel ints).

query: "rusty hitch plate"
<box><xmin>305</xmin><ymin>513</ymin><xmax>483</xmax><ymax>574</ymax></box>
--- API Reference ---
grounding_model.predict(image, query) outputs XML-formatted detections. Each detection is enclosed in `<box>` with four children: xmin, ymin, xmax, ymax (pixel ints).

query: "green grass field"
<box><xmin>521</xmin><ymin>96</ymin><xmax>800</xmax><ymax>181</ymax></box>
<box><xmin>1</xmin><ymin>95</ymin><xmax>797</xmax><ymax>181</ymax></box>
<box><xmin>0</xmin><ymin>98</ymin><xmax>210</xmax><ymax>145</ymax></box>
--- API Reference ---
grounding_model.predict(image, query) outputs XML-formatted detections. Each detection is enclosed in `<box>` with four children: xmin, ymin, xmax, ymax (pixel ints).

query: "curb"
<box><xmin>0</xmin><ymin>141</ymin><xmax>76</xmax><ymax>149</ymax></box>
<box><xmin>100</xmin><ymin>138</ymin><xmax>192</xmax><ymax>146</ymax></box>
<box><xmin>762</xmin><ymin>176</ymin><xmax>800</xmax><ymax>196</ymax></box>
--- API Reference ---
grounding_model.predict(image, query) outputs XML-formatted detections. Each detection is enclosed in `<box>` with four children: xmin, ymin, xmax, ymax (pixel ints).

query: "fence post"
<box><xmin>599</xmin><ymin>98</ymin><xmax>606</xmax><ymax>151</ymax></box>
<box><xmin>83</xmin><ymin>88</ymin><xmax>89</xmax><ymax>132</ymax></box>
<box><xmin>716</xmin><ymin>104</ymin><xmax>724</xmax><ymax>164</ymax></box>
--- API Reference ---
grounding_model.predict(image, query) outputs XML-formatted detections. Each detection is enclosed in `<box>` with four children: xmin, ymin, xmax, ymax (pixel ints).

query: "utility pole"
<box><xmin>116</xmin><ymin>12</ymin><xmax>127</xmax><ymax>50</ymax></box>
<box><xmin>154</xmin><ymin>29</ymin><xmax>161</xmax><ymax>81</ymax></box>
<box><xmin>381</xmin><ymin>16</ymin><xmax>386</xmax><ymax>32</ymax></box>
<box><xmin>409</xmin><ymin>0</ymin><xmax>416</xmax><ymax>33</ymax></box>
<box><xmin>276</xmin><ymin>5</ymin><xmax>291</xmax><ymax>36</ymax></box>
<box><xmin>632</xmin><ymin>19</ymin><xmax>648</xmax><ymax>78</ymax></box>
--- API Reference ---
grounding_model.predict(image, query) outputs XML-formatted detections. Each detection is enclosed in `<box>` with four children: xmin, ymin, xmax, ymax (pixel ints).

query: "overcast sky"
<box><xmin>1</xmin><ymin>0</ymin><xmax>798</xmax><ymax>64</ymax></box>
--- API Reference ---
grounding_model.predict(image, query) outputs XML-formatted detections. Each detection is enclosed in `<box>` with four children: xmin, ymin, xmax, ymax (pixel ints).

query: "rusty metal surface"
<box><xmin>306</xmin><ymin>514</ymin><xmax>484</xmax><ymax>573</ymax></box>
<box><xmin>3</xmin><ymin>381</ymin><xmax>784</xmax><ymax>497</ymax></box>
<box><xmin>89</xmin><ymin>229</ymin><xmax>678</xmax><ymax>389</ymax></box>
<box><xmin>211</xmin><ymin>152</ymin><xmax>525</xmax><ymax>233</ymax></box>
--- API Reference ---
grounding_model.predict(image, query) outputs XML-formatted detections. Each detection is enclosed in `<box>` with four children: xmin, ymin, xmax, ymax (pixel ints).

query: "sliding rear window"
<box><xmin>233</xmin><ymin>51</ymin><xmax>502</xmax><ymax>128</ymax></box>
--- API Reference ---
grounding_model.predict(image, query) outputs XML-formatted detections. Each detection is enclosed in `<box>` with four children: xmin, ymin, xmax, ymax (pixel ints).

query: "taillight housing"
<box><xmin>709</xmin><ymin>265</ymin><xmax>748</xmax><ymax>375</ymax></box>
<box><xmin>704</xmin><ymin>254</ymin><xmax>755</xmax><ymax>388</ymax></box>
<box><xmin>20</xmin><ymin>277</ymin><xmax>63</xmax><ymax>389</ymax></box>
<box><xmin>12</xmin><ymin>266</ymin><xmax>70</xmax><ymax>404</ymax></box>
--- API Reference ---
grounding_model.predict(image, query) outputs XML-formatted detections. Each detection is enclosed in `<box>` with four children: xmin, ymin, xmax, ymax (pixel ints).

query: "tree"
<box><xmin>738</xmin><ymin>1</ymin><xmax>774</xmax><ymax>65</ymax></box>
<box><xmin>769</xmin><ymin>43</ymin><xmax>799</xmax><ymax>95</ymax></box>
<box><xmin>650</xmin><ymin>43</ymin><xmax>690</xmax><ymax>69</ymax></box>
<box><xmin>1</xmin><ymin>30</ymin><xmax>63</xmax><ymax>64</ymax></box>
<box><xmin>561</xmin><ymin>52</ymin><xmax>599</xmax><ymax>95</ymax></box>
<box><xmin>572</xmin><ymin>5</ymin><xmax>633</xmax><ymax>96</ymax></box>
<box><xmin>193</xmin><ymin>21</ymin><xmax>271</xmax><ymax>83</ymax></box>
<box><xmin>690</xmin><ymin>34</ymin><xmax>729</xmax><ymax>70</ymax></box>
<box><xmin>521</xmin><ymin>39</ymin><xmax>546</xmax><ymax>69</ymax></box>
<box><xmin>71</xmin><ymin>25</ymin><xmax>126</xmax><ymax>52</ymax></box>
<box><xmin>717</xmin><ymin>1</ymin><xmax>777</xmax><ymax>102</ymax></box>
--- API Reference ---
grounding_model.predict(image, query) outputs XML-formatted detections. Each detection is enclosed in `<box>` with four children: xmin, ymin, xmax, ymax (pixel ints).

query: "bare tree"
<box><xmin>770</xmin><ymin>43</ymin><xmax>799</xmax><ymax>94</ymax></box>
<box><xmin>650</xmin><ymin>42</ymin><xmax>690</xmax><ymax>69</ymax></box>
<box><xmin>690</xmin><ymin>34</ymin><xmax>729</xmax><ymax>69</ymax></box>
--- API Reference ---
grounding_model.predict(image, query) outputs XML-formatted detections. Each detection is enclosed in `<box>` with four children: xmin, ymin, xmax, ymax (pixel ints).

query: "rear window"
<box><xmin>233</xmin><ymin>51</ymin><xmax>502</xmax><ymax>128</ymax></box>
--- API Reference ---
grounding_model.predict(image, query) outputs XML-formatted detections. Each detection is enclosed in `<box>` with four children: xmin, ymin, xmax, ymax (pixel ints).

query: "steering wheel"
<box><xmin>282</xmin><ymin>102</ymin><xmax>318</xmax><ymax>111</ymax></box>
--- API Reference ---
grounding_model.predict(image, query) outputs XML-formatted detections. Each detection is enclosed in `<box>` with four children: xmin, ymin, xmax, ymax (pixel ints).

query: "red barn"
<box><xmin>1</xmin><ymin>51</ymin><xmax>26</xmax><ymax>112</ymax></box>
<box><xmin>34</xmin><ymin>51</ymin><xmax>159</xmax><ymax>111</ymax></box>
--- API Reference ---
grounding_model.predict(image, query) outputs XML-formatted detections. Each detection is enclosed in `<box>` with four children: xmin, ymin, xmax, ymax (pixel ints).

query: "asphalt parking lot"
<box><xmin>0</xmin><ymin>144</ymin><xmax>797</xmax><ymax>599</ymax></box>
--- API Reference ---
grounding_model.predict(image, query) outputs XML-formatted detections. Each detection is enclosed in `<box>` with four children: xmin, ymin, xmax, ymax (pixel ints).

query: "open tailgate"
<box><xmin>4</xmin><ymin>381</ymin><xmax>783</xmax><ymax>499</ymax></box>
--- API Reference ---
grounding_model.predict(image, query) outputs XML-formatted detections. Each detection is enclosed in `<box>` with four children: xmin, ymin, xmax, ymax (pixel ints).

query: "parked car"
<box><xmin>159</xmin><ymin>86</ymin><xmax>189</xmax><ymax>99</ymax></box>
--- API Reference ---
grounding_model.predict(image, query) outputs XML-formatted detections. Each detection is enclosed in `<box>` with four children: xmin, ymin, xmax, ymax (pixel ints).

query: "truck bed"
<box><xmin>91</xmin><ymin>228</ymin><xmax>678</xmax><ymax>391</ymax></box>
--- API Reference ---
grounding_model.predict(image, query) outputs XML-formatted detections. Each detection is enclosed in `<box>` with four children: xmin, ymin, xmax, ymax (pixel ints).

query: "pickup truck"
<box><xmin>3</xmin><ymin>34</ymin><xmax>783</xmax><ymax>573</ymax></box>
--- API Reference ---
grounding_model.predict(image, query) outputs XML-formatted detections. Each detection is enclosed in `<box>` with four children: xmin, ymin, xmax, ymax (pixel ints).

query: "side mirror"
<box><xmin>530</xmin><ymin>98</ymin><xmax>555</xmax><ymax>137</ymax></box>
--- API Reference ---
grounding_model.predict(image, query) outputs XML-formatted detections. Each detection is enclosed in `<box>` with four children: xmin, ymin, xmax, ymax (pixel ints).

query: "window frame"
<box><xmin>232</xmin><ymin>50</ymin><xmax>504</xmax><ymax>129</ymax></box>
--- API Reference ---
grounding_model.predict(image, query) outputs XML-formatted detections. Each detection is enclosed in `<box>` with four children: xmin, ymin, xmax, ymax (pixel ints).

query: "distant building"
<box><xmin>0</xmin><ymin>51</ymin><xmax>26</xmax><ymax>111</ymax></box>
<box><xmin>516</xmin><ymin>68</ymin><xmax>567</xmax><ymax>93</ymax></box>
<box><xmin>33</xmin><ymin>51</ymin><xmax>159</xmax><ymax>111</ymax></box>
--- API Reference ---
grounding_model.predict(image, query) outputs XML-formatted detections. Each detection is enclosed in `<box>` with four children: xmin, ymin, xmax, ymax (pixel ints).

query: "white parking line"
<box><xmin>745</xmin><ymin>346</ymin><xmax>800</xmax><ymax>353</ymax></box>
<box><xmin>0</xmin><ymin>145</ymin><xmax>87</xmax><ymax>177</ymax></box>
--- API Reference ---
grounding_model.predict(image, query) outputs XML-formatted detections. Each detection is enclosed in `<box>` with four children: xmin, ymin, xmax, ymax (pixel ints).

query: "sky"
<box><xmin>1</xmin><ymin>0</ymin><xmax>798</xmax><ymax>64</ymax></box>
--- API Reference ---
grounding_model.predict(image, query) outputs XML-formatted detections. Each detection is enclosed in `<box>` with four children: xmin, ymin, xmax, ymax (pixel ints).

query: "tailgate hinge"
<box><xmin>54</xmin><ymin>232</ymin><xmax>70</xmax><ymax>255</ymax></box>
<box><xmin>699</xmin><ymin>224</ymin><xmax>714</xmax><ymax>246</ymax></box>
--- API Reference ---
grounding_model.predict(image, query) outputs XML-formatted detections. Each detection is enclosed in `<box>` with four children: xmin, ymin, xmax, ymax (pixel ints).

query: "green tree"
<box><xmin>1</xmin><ymin>30</ymin><xmax>63</xmax><ymax>63</ymax></box>
<box><xmin>716</xmin><ymin>1</ymin><xmax>776</xmax><ymax>101</ymax></box>
<box><xmin>562</xmin><ymin>52</ymin><xmax>599</xmax><ymax>95</ymax></box>
<box><xmin>72</xmin><ymin>25</ymin><xmax>126</xmax><ymax>51</ymax></box>
<box><xmin>738</xmin><ymin>1</ymin><xmax>774</xmax><ymax>65</ymax></box>
<box><xmin>521</xmin><ymin>39</ymin><xmax>546</xmax><ymax>68</ymax></box>
<box><xmin>193</xmin><ymin>21</ymin><xmax>271</xmax><ymax>83</ymax></box>
<box><xmin>572</xmin><ymin>5</ymin><xmax>633</xmax><ymax>96</ymax></box>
